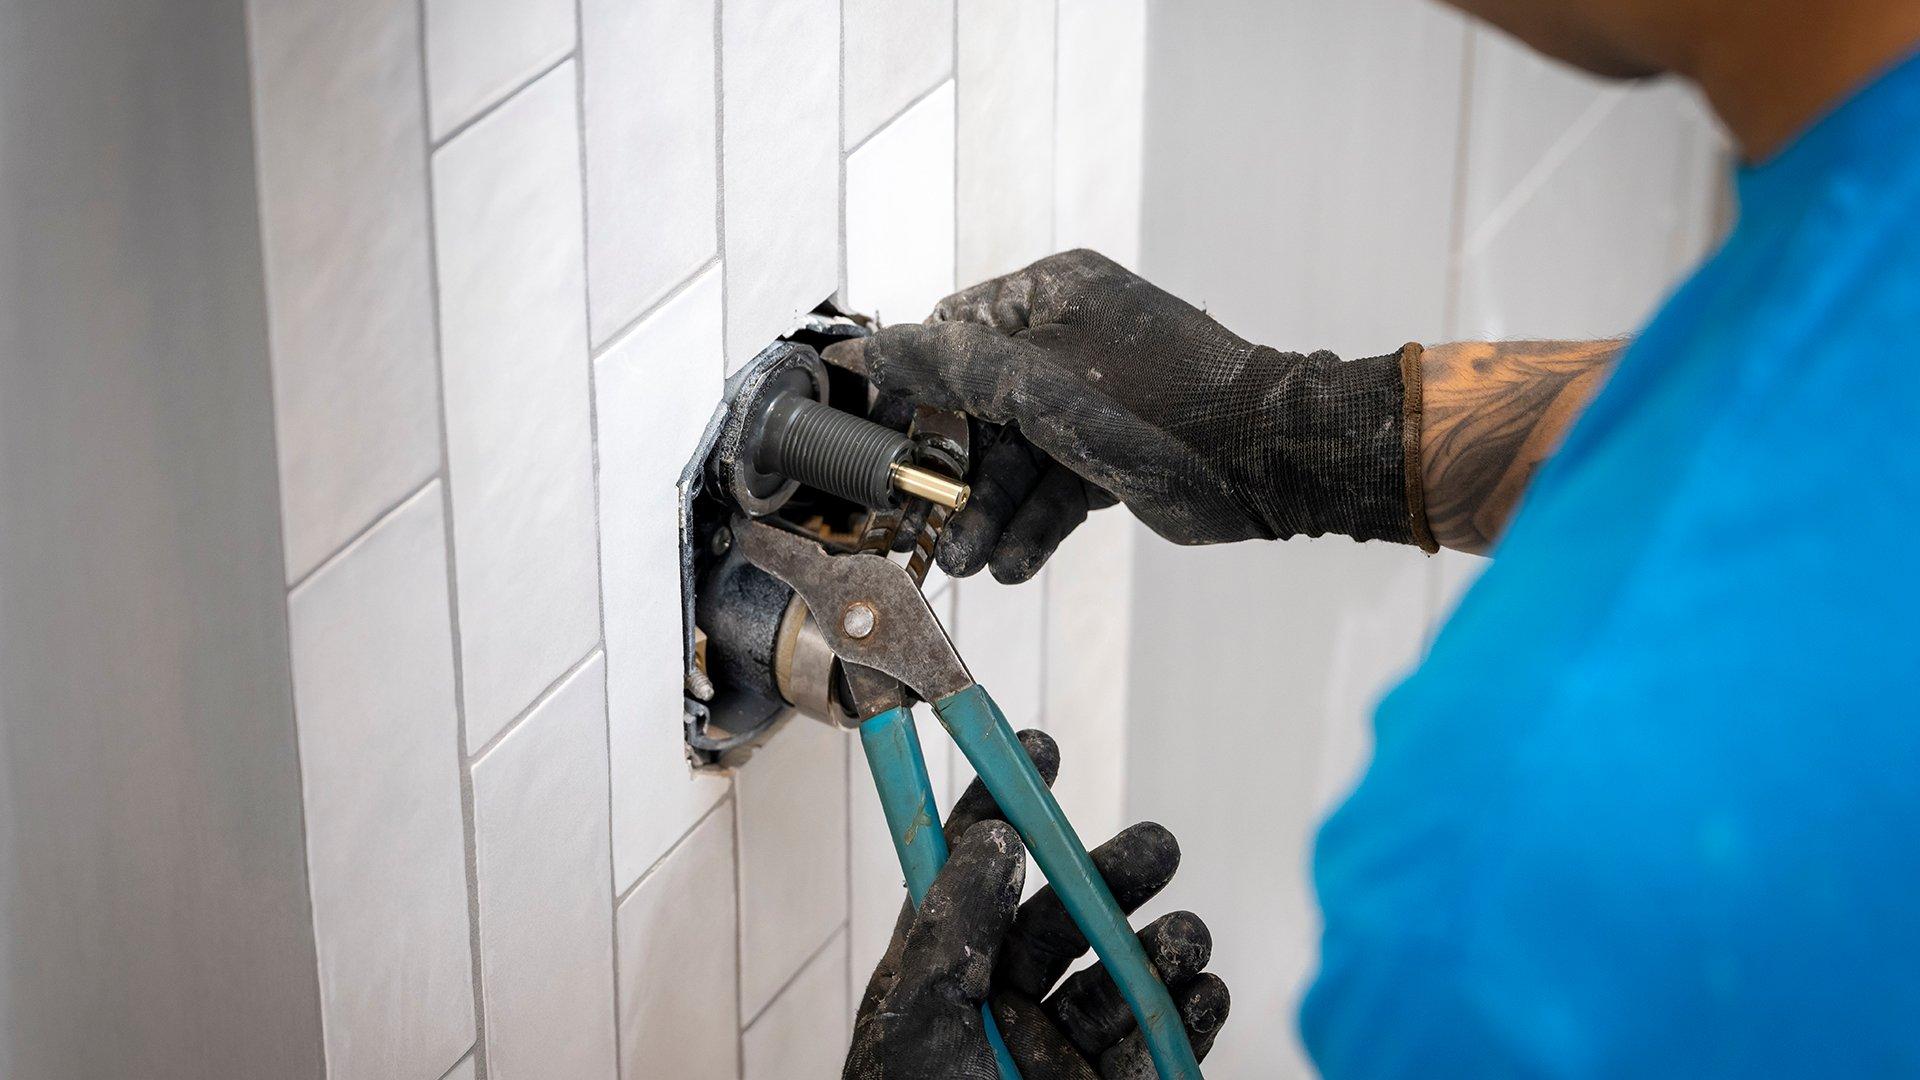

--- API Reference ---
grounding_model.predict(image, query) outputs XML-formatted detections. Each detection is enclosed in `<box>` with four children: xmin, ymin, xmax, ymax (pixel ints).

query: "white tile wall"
<box><xmin>721</xmin><ymin>0</ymin><xmax>841</xmax><ymax>368</ymax></box>
<box><xmin>424</xmin><ymin>0</ymin><xmax>575</xmax><ymax>140</ymax></box>
<box><xmin>741</xmin><ymin>928</ymin><xmax>851</xmax><ymax>1080</ymax></box>
<box><xmin>615</xmin><ymin>803</ymin><xmax>739</xmax><ymax>1080</ymax></box>
<box><xmin>1041</xmin><ymin>511</ymin><xmax>1135</xmax><ymax>843</ymax></box>
<box><xmin>957</xmin><ymin>0</ymin><xmax>1057</xmax><ymax>282</ymax></box>
<box><xmin>843</xmin><ymin>0</ymin><xmax>954</xmax><ymax>148</ymax></box>
<box><xmin>471</xmin><ymin>655</ymin><xmax>619</xmax><ymax>1080</ymax></box>
<box><xmin>247</xmin><ymin>0</ymin><xmax>1157</xmax><ymax>1074</ymax></box>
<box><xmin>248</xmin><ymin>0</ymin><xmax>442</xmax><ymax>582</ymax></box>
<box><xmin>431</xmin><ymin>63</ymin><xmax>602</xmax><ymax>748</ymax></box>
<box><xmin>594</xmin><ymin>265</ymin><xmax>730</xmax><ymax>892</ymax></box>
<box><xmin>580</xmin><ymin>0</ymin><xmax>718</xmax><ymax>344</ymax></box>
<box><xmin>286</xmin><ymin>484</ymin><xmax>474</xmax><ymax>1080</ymax></box>
<box><xmin>953</xmin><ymin>574</ymin><xmax>1046</xmax><ymax>733</ymax></box>
<box><xmin>1055</xmin><ymin>0</ymin><xmax>1147</xmax><ymax>266</ymax></box>
<box><xmin>735</xmin><ymin>717</ymin><xmax>850</xmax><ymax>1021</ymax></box>
<box><xmin>844</xmin><ymin>80</ymin><xmax>957</xmax><ymax>325</ymax></box>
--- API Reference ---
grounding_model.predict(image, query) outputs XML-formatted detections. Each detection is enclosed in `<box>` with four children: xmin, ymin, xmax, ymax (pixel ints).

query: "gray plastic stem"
<box><xmin>755</xmin><ymin>392</ymin><xmax>910</xmax><ymax>509</ymax></box>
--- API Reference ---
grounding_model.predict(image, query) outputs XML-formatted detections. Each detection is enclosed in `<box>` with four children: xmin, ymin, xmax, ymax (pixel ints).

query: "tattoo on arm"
<box><xmin>1419</xmin><ymin>339</ymin><xmax>1624</xmax><ymax>555</ymax></box>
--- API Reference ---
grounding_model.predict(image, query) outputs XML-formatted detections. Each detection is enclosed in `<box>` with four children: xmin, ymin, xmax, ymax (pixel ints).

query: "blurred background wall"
<box><xmin>1124</xmin><ymin>2</ymin><xmax>1726</xmax><ymax>1075</ymax></box>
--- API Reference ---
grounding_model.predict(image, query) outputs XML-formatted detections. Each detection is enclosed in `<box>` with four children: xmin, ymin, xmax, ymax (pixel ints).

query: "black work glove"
<box><xmin>845</xmin><ymin>730</ymin><xmax>1230</xmax><ymax>1079</ymax></box>
<box><xmin>824</xmin><ymin>249</ymin><xmax>1435</xmax><ymax>584</ymax></box>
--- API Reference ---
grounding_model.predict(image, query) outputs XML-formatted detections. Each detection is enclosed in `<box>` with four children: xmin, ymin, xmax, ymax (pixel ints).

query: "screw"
<box><xmin>709</xmin><ymin>527</ymin><xmax>733</xmax><ymax>556</ymax></box>
<box><xmin>841</xmin><ymin>601</ymin><xmax>877</xmax><ymax>640</ymax></box>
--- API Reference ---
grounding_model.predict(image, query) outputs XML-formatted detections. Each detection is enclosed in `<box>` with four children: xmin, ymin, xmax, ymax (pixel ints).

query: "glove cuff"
<box><xmin>1247</xmin><ymin>343</ymin><xmax>1436</xmax><ymax>550</ymax></box>
<box><xmin>1396</xmin><ymin>342</ymin><xmax>1440</xmax><ymax>553</ymax></box>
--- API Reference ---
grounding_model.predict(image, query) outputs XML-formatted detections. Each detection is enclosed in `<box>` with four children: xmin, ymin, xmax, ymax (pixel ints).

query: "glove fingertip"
<box><xmin>987</xmin><ymin>535</ymin><xmax>1055</xmax><ymax>584</ymax></box>
<box><xmin>1014</xmin><ymin>729</ymin><xmax>1061</xmax><ymax>787</ymax></box>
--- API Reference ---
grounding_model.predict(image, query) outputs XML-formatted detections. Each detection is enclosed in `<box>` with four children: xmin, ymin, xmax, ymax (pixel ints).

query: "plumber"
<box><xmin>830</xmin><ymin>0</ymin><xmax>1920</xmax><ymax>1075</ymax></box>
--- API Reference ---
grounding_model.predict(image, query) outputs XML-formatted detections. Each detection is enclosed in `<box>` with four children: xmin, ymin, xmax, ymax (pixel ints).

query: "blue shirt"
<box><xmin>1303</xmin><ymin>51</ymin><xmax>1920</xmax><ymax>1078</ymax></box>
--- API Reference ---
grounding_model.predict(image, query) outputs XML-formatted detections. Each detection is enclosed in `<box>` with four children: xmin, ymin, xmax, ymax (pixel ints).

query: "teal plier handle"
<box><xmin>859</xmin><ymin>686</ymin><xmax>1204</xmax><ymax>1080</ymax></box>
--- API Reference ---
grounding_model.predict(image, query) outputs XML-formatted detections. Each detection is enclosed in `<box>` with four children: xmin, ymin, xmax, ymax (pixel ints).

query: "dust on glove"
<box><xmin>826</xmin><ymin>249</ymin><xmax>1434</xmax><ymax>583</ymax></box>
<box><xmin>845</xmin><ymin>731</ymin><xmax>1230</xmax><ymax>1079</ymax></box>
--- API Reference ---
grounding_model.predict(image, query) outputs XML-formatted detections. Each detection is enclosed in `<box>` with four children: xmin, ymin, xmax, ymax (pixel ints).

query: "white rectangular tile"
<box><xmin>952</xmin><ymin>571</ymin><xmax>1044</xmax><ymax>732</ymax></box>
<box><xmin>844</xmin><ymin>80</ymin><xmax>956</xmax><ymax>326</ymax></box>
<box><xmin>615</xmin><ymin>804</ymin><xmax>739</xmax><ymax>1080</ymax></box>
<box><xmin>594</xmin><ymin>265</ymin><xmax>729</xmax><ymax>892</ymax></box>
<box><xmin>248</xmin><ymin>0</ymin><xmax>441</xmax><ymax>582</ymax></box>
<box><xmin>1039</xmin><ymin>511</ymin><xmax>1134</xmax><ymax>842</ymax></box>
<box><xmin>1054</xmin><ymin>0</ymin><xmax>1146</xmax><ymax>266</ymax></box>
<box><xmin>957</xmin><ymin>0</ymin><xmax>1055</xmax><ymax>283</ymax></box>
<box><xmin>286</xmin><ymin>483</ymin><xmax>474</xmax><ymax>1080</ymax></box>
<box><xmin>424</xmin><ymin>0</ymin><xmax>575</xmax><ymax>140</ymax></box>
<box><xmin>721</xmin><ymin>0</ymin><xmax>840</xmax><ymax>369</ymax></box>
<box><xmin>432</xmin><ymin>62</ymin><xmax>602</xmax><ymax>748</ymax></box>
<box><xmin>843</xmin><ymin>0</ymin><xmax>953</xmax><ymax>147</ymax></box>
<box><xmin>471</xmin><ymin>655</ymin><xmax>618</xmax><ymax>1080</ymax></box>
<box><xmin>581</xmin><ymin>0</ymin><xmax>718</xmax><ymax>344</ymax></box>
<box><xmin>735</xmin><ymin>717</ymin><xmax>849</xmax><ymax>1020</ymax></box>
<box><xmin>742</xmin><ymin>927</ymin><xmax>850</xmax><ymax>1080</ymax></box>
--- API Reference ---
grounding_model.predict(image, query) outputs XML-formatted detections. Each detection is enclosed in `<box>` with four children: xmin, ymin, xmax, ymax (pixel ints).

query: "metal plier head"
<box><xmin>732</xmin><ymin>516</ymin><xmax>973</xmax><ymax>705</ymax></box>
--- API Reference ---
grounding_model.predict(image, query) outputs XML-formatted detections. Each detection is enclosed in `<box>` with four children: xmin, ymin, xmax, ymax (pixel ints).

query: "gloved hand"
<box><xmin>845</xmin><ymin>730</ymin><xmax>1229</xmax><ymax>1079</ymax></box>
<box><xmin>824</xmin><ymin>249</ymin><xmax>1434</xmax><ymax>583</ymax></box>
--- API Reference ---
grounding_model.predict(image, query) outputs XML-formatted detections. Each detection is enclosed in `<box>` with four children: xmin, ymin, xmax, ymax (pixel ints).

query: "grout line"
<box><xmin>432</xmin><ymin>51</ymin><xmax>575</xmax><ymax>152</ymax></box>
<box><xmin>467</xmin><ymin>646</ymin><xmax>605</xmax><ymax>765</ymax></box>
<box><xmin>1460</xmin><ymin>84</ymin><xmax>1627</xmax><ymax>259</ymax></box>
<box><xmin>411</xmin><ymin>2</ymin><xmax>489</xmax><ymax>1075</ymax></box>
<box><xmin>730</xmin><ymin>790</ymin><xmax>748</xmax><ymax>1077</ymax></box>
<box><xmin>836</xmin><ymin>0</ymin><xmax>850</xmax><ymax>304</ymax></box>
<box><xmin>285</xmin><ymin>474</ymin><xmax>440</xmax><ymax>594</ymax></box>
<box><xmin>564</xmin><ymin>18</ymin><xmax>628</xmax><ymax>1080</ymax></box>
<box><xmin>1049</xmin><ymin>0</ymin><xmax>1062</xmax><ymax>253</ymax></box>
<box><xmin>842</xmin><ymin>75</ymin><xmax>951</xmax><ymax>159</ymax></box>
<box><xmin>589</xmin><ymin>254</ymin><xmax>722</xmax><ymax>360</ymax></box>
<box><xmin>740</xmin><ymin>921</ymin><xmax>850</xmax><ymax>1034</ymax></box>
<box><xmin>613</xmin><ymin>792</ymin><xmax>734</xmax><ymax>908</ymax></box>
<box><xmin>950</xmin><ymin>0</ymin><xmax>961</xmax><ymax>291</ymax></box>
<box><xmin>436</xmin><ymin>1049</ymin><xmax>477</xmax><ymax>1080</ymax></box>
<box><xmin>714</xmin><ymin>0</ymin><xmax>730</xmax><ymax>371</ymax></box>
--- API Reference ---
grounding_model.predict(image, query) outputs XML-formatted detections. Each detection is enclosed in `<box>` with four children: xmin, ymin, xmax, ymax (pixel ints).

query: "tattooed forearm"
<box><xmin>1419</xmin><ymin>339</ymin><xmax>1624</xmax><ymax>555</ymax></box>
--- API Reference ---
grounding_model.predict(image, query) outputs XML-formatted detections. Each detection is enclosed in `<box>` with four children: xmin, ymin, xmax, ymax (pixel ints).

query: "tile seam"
<box><xmin>432</xmin><ymin>51</ymin><xmax>576</xmax><ymax>152</ymax></box>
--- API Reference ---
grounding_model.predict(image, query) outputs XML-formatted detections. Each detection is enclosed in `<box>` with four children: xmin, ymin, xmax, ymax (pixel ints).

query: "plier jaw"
<box><xmin>730</xmin><ymin>515</ymin><xmax>973</xmax><ymax>706</ymax></box>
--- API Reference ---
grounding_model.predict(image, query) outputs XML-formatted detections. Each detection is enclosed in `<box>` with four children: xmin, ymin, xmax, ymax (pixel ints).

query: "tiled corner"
<box><xmin>844</xmin><ymin>80</ymin><xmax>957</xmax><ymax>327</ymax></box>
<box><xmin>1040</xmin><ymin>511</ymin><xmax>1134</xmax><ymax>842</ymax></box>
<box><xmin>247</xmin><ymin>0</ymin><xmax>441</xmax><ymax>582</ymax></box>
<box><xmin>614</xmin><ymin>804</ymin><xmax>739</xmax><ymax>1080</ymax></box>
<box><xmin>720</xmin><ymin>0</ymin><xmax>840</xmax><ymax>369</ymax></box>
<box><xmin>594</xmin><ymin>265</ymin><xmax>729</xmax><ymax>892</ymax></box>
<box><xmin>286</xmin><ymin>483</ymin><xmax>474</xmax><ymax>1080</ymax></box>
<box><xmin>741</xmin><ymin>927</ymin><xmax>851</xmax><ymax>1080</ymax></box>
<box><xmin>423</xmin><ymin>0</ymin><xmax>575</xmax><ymax>140</ymax></box>
<box><xmin>842</xmin><ymin>0</ymin><xmax>954</xmax><ymax>148</ymax></box>
<box><xmin>431</xmin><ymin>62</ymin><xmax>601</xmax><ymax>749</ymax></box>
<box><xmin>580</xmin><ymin>0</ymin><xmax>718</xmax><ymax>344</ymax></box>
<box><xmin>735</xmin><ymin>717</ymin><xmax>850</xmax><ymax>1021</ymax></box>
<box><xmin>1054</xmin><ymin>0</ymin><xmax>1146</xmax><ymax>266</ymax></box>
<box><xmin>471</xmin><ymin>654</ymin><xmax>618</xmax><ymax>1080</ymax></box>
<box><xmin>957</xmin><ymin>0</ymin><xmax>1056</xmax><ymax>282</ymax></box>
